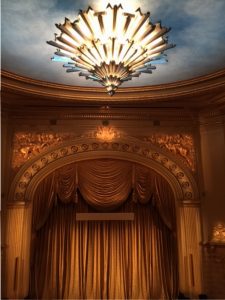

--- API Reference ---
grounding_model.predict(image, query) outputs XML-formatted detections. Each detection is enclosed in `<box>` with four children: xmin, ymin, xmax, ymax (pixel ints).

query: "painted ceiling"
<box><xmin>2</xmin><ymin>0</ymin><xmax>225</xmax><ymax>87</ymax></box>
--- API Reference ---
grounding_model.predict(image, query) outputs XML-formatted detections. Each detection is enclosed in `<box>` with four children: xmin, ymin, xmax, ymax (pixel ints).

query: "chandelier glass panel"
<box><xmin>47</xmin><ymin>4</ymin><xmax>175</xmax><ymax>95</ymax></box>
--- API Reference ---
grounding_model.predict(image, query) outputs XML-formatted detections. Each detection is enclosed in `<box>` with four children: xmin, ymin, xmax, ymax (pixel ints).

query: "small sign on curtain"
<box><xmin>76</xmin><ymin>213</ymin><xmax>134</xmax><ymax>221</ymax></box>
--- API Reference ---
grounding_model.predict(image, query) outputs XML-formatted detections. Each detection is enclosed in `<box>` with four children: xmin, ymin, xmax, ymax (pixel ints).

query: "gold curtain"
<box><xmin>31</xmin><ymin>200</ymin><xmax>178</xmax><ymax>299</ymax></box>
<box><xmin>154</xmin><ymin>174</ymin><xmax>177</xmax><ymax>232</ymax></box>
<box><xmin>55</xmin><ymin>164</ymin><xmax>78</xmax><ymax>203</ymax></box>
<box><xmin>134</xmin><ymin>164</ymin><xmax>155</xmax><ymax>204</ymax></box>
<box><xmin>153</xmin><ymin>174</ymin><xmax>179</xmax><ymax>295</ymax></box>
<box><xmin>78</xmin><ymin>159</ymin><xmax>132</xmax><ymax>210</ymax></box>
<box><xmin>31</xmin><ymin>159</ymin><xmax>178</xmax><ymax>238</ymax></box>
<box><xmin>32</xmin><ymin>160</ymin><xmax>175</xmax><ymax>218</ymax></box>
<box><xmin>30</xmin><ymin>159</ymin><xmax>178</xmax><ymax>299</ymax></box>
<box><xmin>32</xmin><ymin>172</ymin><xmax>56</xmax><ymax>231</ymax></box>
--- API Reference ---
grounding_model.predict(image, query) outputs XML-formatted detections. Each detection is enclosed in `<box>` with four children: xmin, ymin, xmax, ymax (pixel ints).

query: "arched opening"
<box><xmin>29</xmin><ymin>159</ymin><xmax>178</xmax><ymax>299</ymax></box>
<box><xmin>4</xmin><ymin>137</ymin><xmax>202</xmax><ymax>299</ymax></box>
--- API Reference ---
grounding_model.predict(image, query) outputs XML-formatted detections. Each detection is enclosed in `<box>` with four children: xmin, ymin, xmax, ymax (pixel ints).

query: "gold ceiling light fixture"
<box><xmin>47</xmin><ymin>3</ymin><xmax>175</xmax><ymax>96</ymax></box>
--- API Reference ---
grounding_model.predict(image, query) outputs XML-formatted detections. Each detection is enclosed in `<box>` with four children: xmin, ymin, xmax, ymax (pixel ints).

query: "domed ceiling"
<box><xmin>2</xmin><ymin>0</ymin><xmax>225</xmax><ymax>88</ymax></box>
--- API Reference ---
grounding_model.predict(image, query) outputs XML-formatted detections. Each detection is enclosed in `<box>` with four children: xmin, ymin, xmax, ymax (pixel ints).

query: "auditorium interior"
<box><xmin>1</xmin><ymin>0</ymin><xmax>225</xmax><ymax>299</ymax></box>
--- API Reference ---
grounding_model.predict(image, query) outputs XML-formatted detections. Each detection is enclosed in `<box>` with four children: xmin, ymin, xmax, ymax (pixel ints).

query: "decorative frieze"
<box><xmin>12</xmin><ymin>132</ymin><xmax>77</xmax><ymax>169</ymax></box>
<box><xmin>12</xmin><ymin>132</ymin><xmax>196</xmax><ymax>171</ymax></box>
<box><xmin>9</xmin><ymin>138</ymin><xmax>195</xmax><ymax>203</ymax></box>
<box><xmin>143</xmin><ymin>134</ymin><xmax>195</xmax><ymax>171</ymax></box>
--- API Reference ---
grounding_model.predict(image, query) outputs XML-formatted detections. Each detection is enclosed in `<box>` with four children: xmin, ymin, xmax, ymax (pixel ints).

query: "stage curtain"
<box><xmin>77</xmin><ymin>159</ymin><xmax>132</xmax><ymax>210</ymax></box>
<box><xmin>32</xmin><ymin>172</ymin><xmax>56</xmax><ymax>231</ymax></box>
<box><xmin>31</xmin><ymin>200</ymin><xmax>178</xmax><ymax>299</ymax></box>
<box><xmin>154</xmin><ymin>174</ymin><xmax>176</xmax><ymax>232</ymax></box>
<box><xmin>32</xmin><ymin>160</ymin><xmax>170</xmax><ymax>216</ymax></box>
<box><xmin>55</xmin><ymin>164</ymin><xmax>78</xmax><ymax>203</ymax></box>
<box><xmin>30</xmin><ymin>159</ymin><xmax>178</xmax><ymax>299</ymax></box>
<box><xmin>32</xmin><ymin>160</ymin><xmax>178</xmax><ymax>232</ymax></box>
<box><xmin>134</xmin><ymin>164</ymin><xmax>155</xmax><ymax>204</ymax></box>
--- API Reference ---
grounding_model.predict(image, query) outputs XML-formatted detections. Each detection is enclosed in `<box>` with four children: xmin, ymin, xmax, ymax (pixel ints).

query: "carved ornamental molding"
<box><xmin>2</xmin><ymin>69</ymin><xmax>225</xmax><ymax>103</ymax></box>
<box><xmin>12</xmin><ymin>132</ymin><xmax>196</xmax><ymax>172</ymax></box>
<box><xmin>8</xmin><ymin>137</ymin><xmax>198</xmax><ymax>204</ymax></box>
<box><xmin>143</xmin><ymin>134</ymin><xmax>195</xmax><ymax>171</ymax></box>
<box><xmin>12</xmin><ymin>132</ymin><xmax>76</xmax><ymax>169</ymax></box>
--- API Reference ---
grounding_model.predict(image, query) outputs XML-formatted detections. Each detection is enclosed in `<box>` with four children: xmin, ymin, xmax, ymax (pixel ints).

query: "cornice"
<box><xmin>2</xmin><ymin>69</ymin><xmax>225</xmax><ymax>103</ymax></box>
<box><xmin>3</xmin><ymin>107</ymin><xmax>197</xmax><ymax>121</ymax></box>
<box><xmin>199</xmin><ymin>108</ymin><xmax>225</xmax><ymax>128</ymax></box>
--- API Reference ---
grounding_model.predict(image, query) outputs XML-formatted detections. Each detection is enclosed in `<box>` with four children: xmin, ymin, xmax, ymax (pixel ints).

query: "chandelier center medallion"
<box><xmin>47</xmin><ymin>3</ymin><xmax>175</xmax><ymax>95</ymax></box>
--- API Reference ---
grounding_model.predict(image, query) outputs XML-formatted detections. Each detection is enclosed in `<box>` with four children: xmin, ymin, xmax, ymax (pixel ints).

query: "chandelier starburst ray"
<box><xmin>47</xmin><ymin>3</ymin><xmax>175</xmax><ymax>95</ymax></box>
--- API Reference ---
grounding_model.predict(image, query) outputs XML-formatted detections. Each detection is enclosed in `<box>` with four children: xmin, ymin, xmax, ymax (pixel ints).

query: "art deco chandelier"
<box><xmin>47</xmin><ymin>4</ymin><xmax>175</xmax><ymax>95</ymax></box>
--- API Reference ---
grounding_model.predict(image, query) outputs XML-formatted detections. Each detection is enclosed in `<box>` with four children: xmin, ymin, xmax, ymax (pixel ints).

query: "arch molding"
<box><xmin>8</xmin><ymin>136</ymin><xmax>199</xmax><ymax>204</ymax></box>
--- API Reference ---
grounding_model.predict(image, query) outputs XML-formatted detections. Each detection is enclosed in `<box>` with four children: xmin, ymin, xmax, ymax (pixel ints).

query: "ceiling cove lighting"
<box><xmin>47</xmin><ymin>4</ymin><xmax>175</xmax><ymax>96</ymax></box>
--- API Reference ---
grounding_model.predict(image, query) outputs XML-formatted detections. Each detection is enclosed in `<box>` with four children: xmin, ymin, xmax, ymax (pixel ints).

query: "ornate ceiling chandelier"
<box><xmin>47</xmin><ymin>4</ymin><xmax>175</xmax><ymax>96</ymax></box>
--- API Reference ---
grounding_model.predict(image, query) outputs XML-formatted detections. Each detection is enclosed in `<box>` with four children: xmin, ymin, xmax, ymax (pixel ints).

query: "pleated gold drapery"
<box><xmin>30</xmin><ymin>159</ymin><xmax>178</xmax><ymax>299</ymax></box>
<box><xmin>78</xmin><ymin>160</ymin><xmax>132</xmax><ymax>210</ymax></box>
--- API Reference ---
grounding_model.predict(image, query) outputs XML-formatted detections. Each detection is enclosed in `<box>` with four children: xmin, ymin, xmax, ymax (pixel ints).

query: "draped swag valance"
<box><xmin>33</xmin><ymin>159</ymin><xmax>176</xmax><ymax>232</ymax></box>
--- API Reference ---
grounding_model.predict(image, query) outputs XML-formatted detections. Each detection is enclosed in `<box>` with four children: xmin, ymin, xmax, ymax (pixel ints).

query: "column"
<box><xmin>4</xmin><ymin>202</ymin><xmax>32</xmax><ymax>299</ymax></box>
<box><xmin>177</xmin><ymin>202</ymin><xmax>203</xmax><ymax>297</ymax></box>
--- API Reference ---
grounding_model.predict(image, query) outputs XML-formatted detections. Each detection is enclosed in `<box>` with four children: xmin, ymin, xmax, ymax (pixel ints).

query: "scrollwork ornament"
<box><xmin>112</xmin><ymin>143</ymin><xmax>119</xmax><ymax>150</ymax></box>
<box><xmin>171</xmin><ymin>164</ymin><xmax>177</xmax><ymax>171</ymax></box>
<box><xmin>161</xmin><ymin>158</ymin><xmax>169</xmax><ymax>164</ymax></box>
<box><xmin>71</xmin><ymin>146</ymin><xmax>78</xmax><ymax>153</ymax></box>
<box><xmin>51</xmin><ymin>152</ymin><xmax>58</xmax><ymax>159</ymax></box>
<box><xmin>32</xmin><ymin>163</ymin><xmax>40</xmax><ymax>172</ymax></box>
<box><xmin>181</xmin><ymin>181</ymin><xmax>190</xmax><ymax>189</ymax></box>
<box><xmin>132</xmin><ymin>145</ymin><xmax>140</xmax><ymax>153</ymax></box>
<box><xmin>81</xmin><ymin>144</ymin><xmax>89</xmax><ymax>151</ymax></box>
<box><xmin>15</xmin><ymin>192</ymin><xmax>24</xmax><ymax>201</ymax></box>
<box><xmin>60</xmin><ymin>148</ymin><xmax>68</xmax><ymax>156</ymax></box>
<box><xmin>102</xmin><ymin>142</ymin><xmax>109</xmax><ymax>149</ymax></box>
<box><xmin>152</xmin><ymin>152</ymin><xmax>160</xmax><ymax>160</ymax></box>
<box><xmin>41</xmin><ymin>157</ymin><xmax>48</xmax><ymax>166</ymax></box>
<box><xmin>122</xmin><ymin>144</ymin><xmax>129</xmax><ymax>151</ymax></box>
<box><xmin>18</xmin><ymin>181</ymin><xmax>27</xmax><ymax>189</ymax></box>
<box><xmin>92</xmin><ymin>143</ymin><xmax>99</xmax><ymax>150</ymax></box>
<box><xmin>184</xmin><ymin>192</ymin><xmax>192</xmax><ymax>199</ymax></box>
<box><xmin>24</xmin><ymin>171</ymin><xmax>32</xmax><ymax>179</ymax></box>
<box><xmin>142</xmin><ymin>148</ymin><xmax>149</xmax><ymax>156</ymax></box>
<box><xmin>169</xmin><ymin>164</ymin><xmax>178</xmax><ymax>172</ymax></box>
<box><xmin>177</xmin><ymin>172</ymin><xmax>184</xmax><ymax>179</ymax></box>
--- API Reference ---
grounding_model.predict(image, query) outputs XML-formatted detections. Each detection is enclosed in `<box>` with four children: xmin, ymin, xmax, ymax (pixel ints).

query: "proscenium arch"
<box><xmin>5</xmin><ymin>136</ymin><xmax>202</xmax><ymax>299</ymax></box>
<box><xmin>8</xmin><ymin>136</ymin><xmax>199</xmax><ymax>204</ymax></box>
